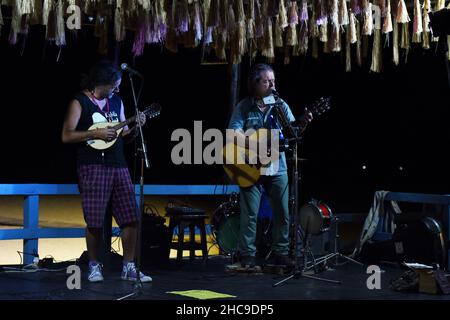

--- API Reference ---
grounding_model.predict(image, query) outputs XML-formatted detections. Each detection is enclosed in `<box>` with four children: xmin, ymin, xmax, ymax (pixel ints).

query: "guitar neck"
<box><xmin>298</xmin><ymin>116</ymin><xmax>309</xmax><ymax>129</ymax></box>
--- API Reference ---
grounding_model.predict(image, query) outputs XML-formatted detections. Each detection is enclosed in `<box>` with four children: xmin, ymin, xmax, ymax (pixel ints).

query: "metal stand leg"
<box><xmin>273</xmin><ymin>230</ymin><xmax>341</xmax><ymax>287</ymax></box>
<box><xmin>305</xmin><ymin>217</ymin><xmax>365</xmax><ymax>270</ymax></box>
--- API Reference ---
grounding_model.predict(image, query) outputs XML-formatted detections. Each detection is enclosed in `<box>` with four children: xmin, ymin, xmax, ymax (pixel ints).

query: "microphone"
<box><xmin>120</xmin><ymin>63</ymin><xmax>143</xmax><ymax>77</ymax></box>
<box><xmin>271</xmin><ymin>89</ymin><xmax>280</xmax><ymax>97</ymax></box>
<box><xmin>262</xmin><ymin>88</ymin><xmax>280</xmax><ymax>106</ymax></box>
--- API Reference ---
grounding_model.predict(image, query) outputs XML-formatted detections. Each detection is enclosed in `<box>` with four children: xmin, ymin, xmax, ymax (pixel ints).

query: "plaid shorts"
<box><xmin>77</xmin><ymin>164</ymin><xmax>138</xmax><ymax>228</ymax></box>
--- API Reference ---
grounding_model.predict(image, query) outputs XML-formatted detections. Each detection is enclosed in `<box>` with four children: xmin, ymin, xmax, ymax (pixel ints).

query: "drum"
<box><xmin>299</xmin><ymin>201</ymin><xmax>333</xmax><ymax>235</ymax></box>
<box><xmin>212</xmin><ymin>193</ymin><xmax>272</xmax><ymax>255</ymax></box>
<box><xmin>211</xmin><ymin>204</ymin><xmax>240</xmax><ymax>254</ymax></box>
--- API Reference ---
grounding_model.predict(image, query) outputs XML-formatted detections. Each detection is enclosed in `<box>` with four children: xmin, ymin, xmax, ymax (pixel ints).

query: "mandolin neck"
<box><xmin>111</xmin><ymin>115</ymin><xmax>137</xmax><ymax>130</ymax></box>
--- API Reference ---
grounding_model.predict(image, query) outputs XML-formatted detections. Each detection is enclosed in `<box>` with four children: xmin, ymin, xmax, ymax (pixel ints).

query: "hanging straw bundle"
<box><xmin>310</xmin><ymin>1</ymin><xmax>319</xmax><ymax>58</ymax></box>
<box><xmin>154</xmin><ymin>0</ymin><xmax>167</xmax><ymax>43</ymax></box>
<box><xmin>219</xmin><ymin>0</ymin><xmax>229</xmax><ymax>41</ymax></box>
<box><xmin>202</xmin><ymin>0</ymin><xmax>212</xmax><ymax>44</ymax></box>
<box><xmin>286</xmin><ymin>0</ymin><xmax>298</xmax><ymax>46</ymax></box>
<box><xmin>28</xmin><ymin>0</ymin><xmax>42</xmax><ymax>25</ymax></box>
<box><xmin>267</xmin><ymin>0</ymin><xmax>279</xmax><ymax>17</ymax></box>
<box><xmin>237</xmin><ymin>0</ymin><xmax>247</xmax><ymax>59</ymax></box>
<box><xmin>319</xmin><ymin>20</ymin><xmax>328</xmax><ymax>43</ymax></box>
<box><xmin>232</xmin><ymin>0</ymin><xmax>246</xmax><ymax>64</ymax></box>
<box><xmin>204</xmin><ymin>0</ymin><xmax>217</xmax><ymax>44</ymax></box>
<box><xmin>274</xmin><ymin>19</ymin><xmax>283</xmax><ymax>47</ymax></box>
<box><xmin>345</xmin><ymin>23</ymin><xmax>352</xmax><ymax>71</ymax></box>
<box><xmin>317</xmin><ymin>0</ymin><xmax>328</xmax><ymax>25</ymax></box>
<box><xmin>370</xmin><ymin>3</ymin><xmax>382</xmax><ymax>72</ymax></box>
<box><xmin>300</xmin><ymin>0</ymin><xmax>309</xmax><ymax>22</ymax></box>
<box><xmin>147</xmin><ymin>5</ymin><xmax>158</xmax><ymax>44</ymax></box>
<box><xmin>298</xmin><ymin>0</ymin><xmax>309</xmax><ymax>55</ymax></box>
<box><xmin>422</xmin><ymin>0</ymin><xmax>430</xmax><ymax>49</ymax></box>
<box><xmin>42</xmin><ymin>0</ymin><xmax>53</xmax><ymax>26</ymax></box>
<box><xmin>83</xmin><ymin>0</ymin><xmax>97</xmax><ymax>16</ymax></box>
<box><xmin>375</xmin><ymin>0</ymin><xmax>386</xmax><ymax>17</ymax></box>
<box><xmin>124</xmin><ymin>0</ymin><xmax>139</xmax><ymax>30</ymax></box>
<box><xmin>382</xmin><ymin>0</ymin><xmax>393</xmax><ymax>34</ymax></box>
<box><xmin>255</xmin><ymin>0</ymin><xmax>264</xmax><ymax>39</ymax></box>
<box><xmin>138</xmin><ymin>0</ymin><xmax>151</xmax><ymax>11</ymax></box>
<box><xmin>392</xmin><ymin>18</ymin><xmax>399</xmax><ymax>65</ymax></box>
<box><xmin>350</xmin><ymin>0</ymin><xmax>362</xmax><ymax>15</ymax></box>
<box><xmin>362</xmin><ymin>0</ymin><xmax>373</xmax><ymax>36</ymax></box>
<box><xmin>214</xmin><ymin>29</ymin><xmax>227</xmax><ymax>60</ymax></box>
<box><xmin>349</xmin><ymin>11</ymin><xmax>357</xmax><ymax>43</ymax></box>
<box><xmin>43</xmin><ymin>0</ymin><xmax>57</xmax><ymax>42</ymax></box>
<box><xmin>246</xmin><ymin>0</ymin><xmax>256</xmax><ymax>40</ymax></box>
<box><xmin>154</xmin><ymin>7</ymin><xmax>166</xmax><ymax>41</ymax></box>
<box><xmin>193</xmin><ymin>0</ymin><xmax>203</xmax><ymax>44</ymax></box>
<box><xmin>177</xmin><ymin>0</ymin><xmax>190</xmax><ymax>34</ymax></box>
<box><xmin>396</xmin><ymin>0</ymin><xmax>410</xmax><ymax>23</ymax></box>
<box><xmin>18</xmin><ymin>0</ymin><xmax>33</xmax><ymax>16</ymax></box>
<box><xmin>318</xmin><ymin>0</ymin><xmax>328</xmax><ymax>44</ymax></box>
<box><xmin>298</xmin><ymin>25</ymin><xmax>309</xmax><ymax>55</ymax></box>
<box><xmin>396</xmin><ymin>0</ymin><xmax>410</xmax><ymax>51</ymax></box>
<box><xmin>207</xmin><ymin>0</ymin><xmax>220</xmax><ymax>28</ymax></box>
<box><xmin>412</xmin><ymin>0</ymin><xmax>422</xmax><ymax>43</ymax></box>
<box><xmin>278</xmin><ymin>0</ymin><xmax>288</xmax><ymax>29</ymax></box>
<box><xmin>339</xmin><ymin>0</ymin><xmax>349</xmax><ymax>26</ymax></box>
<box><xmin>274</xmin><ymin>0</ymin><xmax>286</xmax><ymax>47</ymax></box>
<box><xmin>165</xmin><ymin>0</ymin><xmax>178</xmax><ymax>53</ymax></box>
<box><xmin>229</xmin><ymin>1</ymin><xmax>239</xmax><ymax>63</ymax></box>
<box><xmin>262</xmin><ymin>17</ymin><xmax>275</xmax><ymax>60</ymax></box>
<box><xmin>247</xmin><ymin>0</ymin><xmax>259</xmax><ymax>59</ymax></box>
<box><xmin>329</xmin><ymin>0</ymin><xmax>340</xmax><ymax>51</ymax></box>
<box><xmin>55</xmin><ymin>0</ymin><xmax>65</xmax><ymax>46</ymax></box>
<box><xmin>214</xmin><ymin>0</ymin><xmax>228</xmax><ymax>61</ymax></box>
<box><xmin>9</xmin><ymin>4</ymin><xmax>20</xmax><ymax>45</ymax></box>
<box><xmin>355</xmin><ymin>17</ymin><xmax>362</xmax><ymax>66</ymax></box>
<box><xmin>115</xmin><ymin>3</ymin><xmax>126</xmax><ymax>42</ymax></box>
<box><xmin>132</xmin><ymin>14</ymin><xmax>146</xmax><ymax>56</ymax></box>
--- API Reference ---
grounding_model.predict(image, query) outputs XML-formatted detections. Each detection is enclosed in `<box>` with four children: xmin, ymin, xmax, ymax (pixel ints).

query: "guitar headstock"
<box><xmin>143</xmin><ymin>103</ymin><xmax>162</xmax><ymax>119</ymax></box>
<box><xmin>309</xmin><ymin>96</ymin><xmax>331</xmax><ymax>116</ymax></box>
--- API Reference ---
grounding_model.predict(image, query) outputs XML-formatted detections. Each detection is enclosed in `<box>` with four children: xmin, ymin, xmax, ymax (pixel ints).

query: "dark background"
<box><xmin>0</xmin><ymin>22</ymin><xmax>449</xmax><ymax>213</ymax></box>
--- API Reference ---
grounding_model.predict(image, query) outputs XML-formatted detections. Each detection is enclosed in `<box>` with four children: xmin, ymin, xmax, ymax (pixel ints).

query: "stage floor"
<box><xmin>0</xmin><ymin>256</ymin><xmax>448</xmax><ymax>300</ymax></box>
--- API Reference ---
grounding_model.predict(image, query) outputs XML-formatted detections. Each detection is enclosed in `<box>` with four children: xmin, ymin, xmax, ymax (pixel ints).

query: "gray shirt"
<box><xmin>228</xmin><ymin>97</ymin><xmax>296</xmax><ymax>175</ymax></box>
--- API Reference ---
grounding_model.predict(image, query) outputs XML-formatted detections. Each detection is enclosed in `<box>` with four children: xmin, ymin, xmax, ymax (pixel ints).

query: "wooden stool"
<box><xmin>167</xmin><ymin>214</ymin><xmax>208</xmax><ymax>266</ymax></box>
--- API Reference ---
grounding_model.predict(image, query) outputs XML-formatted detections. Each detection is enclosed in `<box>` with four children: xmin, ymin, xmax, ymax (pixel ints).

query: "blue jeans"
<box><xmin>238</xmin><ymin>173</ymin><xmax>290</xmax><ymax>257</ymax></box>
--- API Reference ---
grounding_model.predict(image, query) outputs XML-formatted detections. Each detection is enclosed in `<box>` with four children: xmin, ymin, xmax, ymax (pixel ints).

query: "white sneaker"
<box><xmin>88</xmin><ymin>263</ymin><xmax>104</xmax><ymax>282</ymax></box>
<box><xmin>121</xmin><ymin>262</ymin><xmax>152</xmax><ymax>283</ymax></box>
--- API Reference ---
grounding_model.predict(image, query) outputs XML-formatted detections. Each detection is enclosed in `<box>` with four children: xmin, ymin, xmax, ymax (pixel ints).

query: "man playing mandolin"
<box><xmin>61</xmin><ymin>60</ymin><xmax>152</xmax><ymax>283</ymax></box>
<box><xmin>228</xmin><ymin>63</ymin><xmax>313</xmax><ymax>270</ymax></box>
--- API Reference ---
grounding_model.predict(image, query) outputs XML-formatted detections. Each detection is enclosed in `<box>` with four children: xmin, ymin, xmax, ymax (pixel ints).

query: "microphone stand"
<box><xmin>270</xmin><ymin>93</ymin><xmax>340</xmax><ymax>287</ymax></box>
<box><xmin>117</xmin><ymin>72</ymin><xmax>149</xmax><ymax>300</ymax></box>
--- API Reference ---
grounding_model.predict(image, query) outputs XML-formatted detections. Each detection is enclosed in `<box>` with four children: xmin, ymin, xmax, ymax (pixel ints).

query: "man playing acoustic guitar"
<box><xmin>61</xmin><ymin>60</ymin><xmax>152</xmax><ymax>283</ymax></box>
<box><xmin>227</xmin><ymin>63</ymin><xmax>313</xmax><ymax>270</ymax></box>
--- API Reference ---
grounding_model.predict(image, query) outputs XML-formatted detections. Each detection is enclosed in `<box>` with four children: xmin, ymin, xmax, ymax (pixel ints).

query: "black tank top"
<box><xmin>74</xmin><ymin>92</ymin><xmax>127</xmax><ymax>167</ymax></box>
